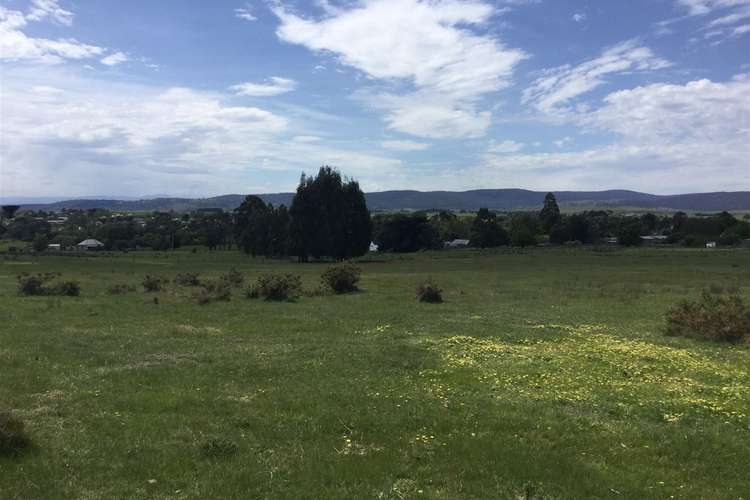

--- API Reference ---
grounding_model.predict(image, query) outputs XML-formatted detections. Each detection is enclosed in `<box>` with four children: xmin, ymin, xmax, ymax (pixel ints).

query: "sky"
<box><xmin>0</xmin><ymin>0</ymin><xmax>749</xmax><ymax>198</ymax></box>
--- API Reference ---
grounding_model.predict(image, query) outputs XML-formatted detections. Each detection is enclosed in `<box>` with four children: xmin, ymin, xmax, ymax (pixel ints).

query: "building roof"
<box><xmin>78</xmin><ymin>238</ymin><xmax>104</xmax><ymax>246</ymax></box>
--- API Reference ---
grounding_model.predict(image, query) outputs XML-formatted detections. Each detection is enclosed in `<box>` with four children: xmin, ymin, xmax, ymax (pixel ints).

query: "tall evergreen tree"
<box><xmin>469</xmin><ymin>208</ymin><xmax>509</xmax><ymax>248</ymax></box>
<box><xmin>289</xmin><ymin>166</ymin><xmax>372</xmax><ymax>261</ymax></box>
<box><xmin>539</xmin><ymin>193</ymin><xmax>561</xmax><ymax>233</ymax></box>
<box><xmin>235</xmin><ymin>195</ymin><xmax>270</xmax><ymax>256</ymax></box>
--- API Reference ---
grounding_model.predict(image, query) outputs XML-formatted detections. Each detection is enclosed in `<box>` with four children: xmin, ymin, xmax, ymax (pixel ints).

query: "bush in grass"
<box><xmin>199</xmin><ymin>438</ymin><xmax>238</xmax><ymax>458</ymax></box>
<box><xmin>416</xmin><ymin>280</ymin><xmax>443</xmax><ymax>303</ymax></box>
<box><xmin>107</xmin><ymin>283</ymin><xmax>136</xmax><ymax>295</ymax></box>
<box><xmin>665</xmin><ymin>290</ymin><xmax>750</xmax><ymax>343</ymax></box>
<box><xmin>321</xmin><ymin>262</ymin><xmax>361</xmax><ymax>294</ymax></box>
<box><xmin>49</xmin><ymin>280</ymin><xmax>81</xmax><ymax>297</ymax></box>
<box><xmin>246</xmin><ymin>274</ymin><xmax>302</xmax><ymax>301</ymax></box>
<box><xmin>0</xmin><ymin>412</ymin><xmax>31</xmax><ymax>457</ymax></box>
<box><xmin>175</xmin><ymin>272</ymin><xmax>201</xmax><ymax>287</ymax></box>
<box><xmin>220</xmin><ymin>268</ymin><xmax>244</xmax><ymax>287</ymax></box>
<box><xmin>142</xmin><ymin>275</ymin><xmax>167</xmax><ymax>292</ymax></box>
<box><xmin>193</xmin><ymin>280</ymin><xmax>232</xmax><ymax>305</ymax></box>
<box><xmin>17</xmin><ymin>273</ymin><xmax>54</xmax><ymax>296</ymax></box>
<box><xmin>17</xmin><ymin>272</ymin><xmax>78</xmax><ymax>296</ymax></box>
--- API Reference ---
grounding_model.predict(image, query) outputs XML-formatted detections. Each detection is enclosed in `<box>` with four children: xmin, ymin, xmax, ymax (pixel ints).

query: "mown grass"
<box><xmin>1</xmin><ymin>247</ymin><xmax>749</xmax><ymax>499</ymax></box>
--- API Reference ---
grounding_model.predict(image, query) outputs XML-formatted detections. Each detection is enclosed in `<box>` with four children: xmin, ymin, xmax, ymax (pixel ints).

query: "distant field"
<box><xmin>1</xmin><ymin>248</ymin><xmax>749</xmax><ymax>499</ymax></box>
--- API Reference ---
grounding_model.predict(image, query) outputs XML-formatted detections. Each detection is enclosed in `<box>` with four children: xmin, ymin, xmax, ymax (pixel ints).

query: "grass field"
<box><xmin>2</xmin><ymin>247</ymin><xmax>750</xmax><ymax>499</ymax></box>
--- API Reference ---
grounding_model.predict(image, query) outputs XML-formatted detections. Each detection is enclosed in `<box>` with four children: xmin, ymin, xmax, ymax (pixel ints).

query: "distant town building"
<box><xmin>77</xmin><ymin>238</ymin><xmax>105</xmax><ymax>250</ymax></box>
<box><xmin>47</xmin><ymin>243</ymin><xmax>62</xmax><ymax>251</ymax></box>
<box><xmin>640</xmin><ymin>235</ymin><xmax>669</xmax><ymax>245</ymax></box>
<box><xmin>705</xmin><ymin>241</ymin><xmax>717</xmax><ymax>248</ymax></box>
<box><xmin>444</xmin><ymin>239</ymin><xmax>470</xmax><ymax>248</ymax></box>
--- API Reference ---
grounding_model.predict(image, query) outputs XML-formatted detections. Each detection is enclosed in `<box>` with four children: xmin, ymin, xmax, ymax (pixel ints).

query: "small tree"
<box><xmin>469</xmin><ymin>208</ymin><xmax>509</xmax><ymax>248</ymax></box>
<box><xmin>539</xmin><ymin>193</ymin><xmax>561</xmax><ymax>233</ymax></box>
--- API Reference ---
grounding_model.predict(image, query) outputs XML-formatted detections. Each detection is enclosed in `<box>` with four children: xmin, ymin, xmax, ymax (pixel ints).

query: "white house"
<box><xmin>706</xmin><ymin>241</ymin><xmax>717</xmax><ymax>248</ymax></box>
<box><xmin>369</xmin><ymin>242</ymin><xmax>379</xmax><ymax>252</ymax></box>
<box><xmin>77</xmin><ymin>238</ymin><xmax>105</xmax><ymax>250</ymax></box>
<box><xmin>444</xmin><ymin>239</ymin><xmax>470</xmax><ymax>248</ymax></box>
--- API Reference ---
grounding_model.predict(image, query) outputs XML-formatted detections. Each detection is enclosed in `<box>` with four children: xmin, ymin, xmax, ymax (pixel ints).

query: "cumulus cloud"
<box><xmin>1</xmin><ymin>67</ymin><xmax>403</xmax><ymax>196</ymax></box>
<box><xmin>271</xmin><ymin>0</ymin><xmax>527</xmax><ymax>139</ymax></box>
<box><xmin>381</xmin><ymin>140</ymin><xmax>430</xmax><ymax>151</ymax></box>
<box><xmin>230</xmin><ymin>77</ymin><xmax>297</xmax><ymax>97</ymax></box>
<box><xmin>100</xmin><ymin>52</ymin><xmax>128</xmax><ymax>66</ymax></box>
<box><xmin>482</xmin><ymin>75</ymin><xmax>750</xmax><ymax>193</ymax></box>
<box><xmin>573</xmin><ymin>12</ymin><xmax>587</xmax><ymax>23</ymax></box>
<box><xmin>0</xmin><ymin>2</ymin><xmax>107</xmax><ymax>64</ymax></box>
<box><xmin>523</xmin><ymin>39</ymin><xmax>671</xmax><ymax>115</ymax></box>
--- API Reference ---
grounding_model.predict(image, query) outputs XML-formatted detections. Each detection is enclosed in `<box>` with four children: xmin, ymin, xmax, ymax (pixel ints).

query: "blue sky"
<box><xmin>1</xmin><ymin>0</ymin><xmax>748</xmax><ymax>198</ymax></box>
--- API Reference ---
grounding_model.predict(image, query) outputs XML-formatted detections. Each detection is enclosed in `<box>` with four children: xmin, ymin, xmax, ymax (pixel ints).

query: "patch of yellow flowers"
<box><xmin>430</xmin><ymin>323</ymin><xmax>750</xmax><ymax>422</ymax></box>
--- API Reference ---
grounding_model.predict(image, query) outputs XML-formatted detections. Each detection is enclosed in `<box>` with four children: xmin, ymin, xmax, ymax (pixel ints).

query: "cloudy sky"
<box><xmin>1</xmin><ymin>0</ymin><xmax>749</xmax><ymax>198</ymax></box>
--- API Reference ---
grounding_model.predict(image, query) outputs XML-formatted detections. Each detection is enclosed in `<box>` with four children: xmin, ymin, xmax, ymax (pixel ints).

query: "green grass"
<box><xmin>1</xmin><ymin>247</ymin><xmax>749</xmax><ymax>499</ymax></box>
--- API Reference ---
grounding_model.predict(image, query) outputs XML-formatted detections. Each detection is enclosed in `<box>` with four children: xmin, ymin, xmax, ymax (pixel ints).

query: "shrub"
<box><xmin>107</xmin><ymin>283</ymin><xmax>136</xmax><ymax>295</ymax></box>
<box><xmin>665</xmin><ymin>290</ymin><xmax>750</xmax><ymax>343</ymax></box>
<box><xmin>200</xmin><ymin>438</ymin><xmax>238</xmax><ymax>458</ymax></box>
<box><xmin>193</xmin><ymin>280</ymin><xmax>232</xmax><ymax>305</ymax></box>
<box><xmin>49</xmin><ymin>280</ymin><xmax>81</xmax><ymax>297</ymax></box>
<box><xmin>247</xmin><ymin>274</ymin><xmax>302</xmax><ymax>301</ymax></box>
<box><xmin>220</xmin><ymin>268</ymin><xmax>244</xmax><ymax>287</ymax></box>
<box><xmin>321</xmin><ymin>262</ymin><xmax>361</xmax><ymax>294</ymax></box>
<box><xmin>142</xmin><ymin>275</ymin><xmax>167</xmax><ymax>292</ymax></box>
<box><xmin>0</xmin><ymin>412</ymin><xmax>31</xmax><ymax>457</ymax></box>
<box><xmin>175</xmin><ymin>272</ymin><xmax>201</xmax><ymax>287</ymax></box>
<box><xmin>17</xmin><ymin>273</ymin><xmax>55</xmax><ymax>296</ymax></box>
<box><xmin>416</xmin><ymin>280</ymin><xmax>443</xmax><ymax>303</ymax></box>
<box><xmin>17</xmin><ymin>272</ymin><xmax>77</xmax><ymax>296</ymax></box>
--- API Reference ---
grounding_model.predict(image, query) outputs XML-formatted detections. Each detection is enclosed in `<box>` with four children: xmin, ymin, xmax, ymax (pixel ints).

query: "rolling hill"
<box><xmin>10</xmin><ymin>189</ymin><xmax>750</xmax><ymax>213</ymax></box>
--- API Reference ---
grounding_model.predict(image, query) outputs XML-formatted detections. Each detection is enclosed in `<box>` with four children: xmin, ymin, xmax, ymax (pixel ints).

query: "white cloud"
<box><xmin>272</xmin><ymin>0</ymin><xmax>527</xmax><ymax>139</ymax></box>
<box><xmin>0</xmin><ymin>3</ymin><xmax>105</xmax><ymax>64</ymax></box>
<box><xmin>523</xmin><ymin>39</ymin><xmax>672</xmax><ymax>115</ymax></box>
<box><xmin>676</xmin><ymin>0</ymin><xmax>750</xmax><ymax>16</ymax></box>
<box><xmin>481</xmin><ymin>75</ymin><xmax>750</xmax><ymax>193</ymax></box>
<box><xmin>234</xmin><ymin>4</ymin><xmax>257</xmax><ymax>21</ymax></box>
<box><xmin>381</xmin><ymin>140</ymin><xmax>430</xmax><ymax>151</ymax></box>
<box><xmin>553</xmin><ymin>137</ymin><xmax>573</xmax><ymax>148</ymax></box>
<box><xmin>230</xmin><ymin>77</ymin><xmax>298</xmax><ymax>96</ymax></box>
<box><xmin>573</xmin><ymin>12</ymin><xmax>587</xmax><ymax>23</ymax></box>
<box><xmin>486</xmin><ymin>140</ymin><xmax>524</xmax><ymax>153</ymax></box>
<box><xmin>26</xmin><ymin>0</ymin><xmax>73</xmax><ymax>25</ymax></box>
<box><xmin>1</xmin><ymin>67</ymin><xmax>403</xmax><ymax>196</ymax></box>
<box><xmin>100</xmin><ymin>51</ymin><xmax>128</xmax><ymax>66</ymax></box>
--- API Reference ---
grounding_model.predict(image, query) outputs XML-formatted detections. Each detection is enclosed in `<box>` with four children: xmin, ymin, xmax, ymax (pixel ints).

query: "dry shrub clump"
<box><xmin>321</xmin><ymin>262</ymin><xmax>361</xmax><ymax>294</ymax></box>
<box><xmin>142</xmin><ymin>275</ymin><xmax>168</xmax><ymax>292</ymax></box>
<box><xmin>247</xmin><ymin>274</ymin><xmax>302</xmax><ymax>301</ymax></box>
<box><xmin>17</xmin><ymin>272</ymin><xmax>80</xmax><ymax>296</ymax></box>
<box><xmin>220</xmin><ymin>268</ymin><xmax>244</xmax><ymax>287</ymax></box>
<box><xmin>416</xmin><ymin>280</ymin><xmax>443</xmax><ymax>303</ymax></box>
<box><xmin>175</xmin><ymin>272</ymin><xmax>202</xmax><ymax>287</ymax></box>
<box><xmin>0</xmin><ymin>412</ymin><xmax>31</xmax><ymax>457</ymax></box>
<box><xmin>665</xmin><ymin>290</ymin><xmax>750</xmax><ymax>343</ymax></box>
<box><xmin>193</xmin><ymin>280</ymin><xmax>232</xmax><ymax>305</ymax></box>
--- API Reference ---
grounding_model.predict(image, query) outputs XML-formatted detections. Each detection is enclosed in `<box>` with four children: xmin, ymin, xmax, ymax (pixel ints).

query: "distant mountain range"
<box><xmin>7</xmin><ymin>189</ymin><xmax>750</xmax><ymax>213</ymax></box>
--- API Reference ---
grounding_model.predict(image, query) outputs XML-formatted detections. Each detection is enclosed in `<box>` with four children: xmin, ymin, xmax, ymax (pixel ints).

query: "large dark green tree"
<box><xmin>289</xmin><ymin>166</ymin><xmax>372</xmax><ymax>261</ymax></box>
<box><xmin>235</xmin><ymin>195</ymin><xmax>271</xmax><ymax>257</ymax></box>
<box><xmin>469</xmin><ymin>208</ymin><xmax>509</xmax><ymax>248</ymax></box>
<box><xmin>539</xmin><ymin>193</ymin><xmax>561</xmax><ymax>233</ymax></box>
<box><xmin>374</xmin><ymin>213</ymin><xmax>441</xmax><ymax>253</ymax></box>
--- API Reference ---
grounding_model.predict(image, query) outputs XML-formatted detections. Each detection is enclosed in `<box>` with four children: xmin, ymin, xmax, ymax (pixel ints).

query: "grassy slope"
<box><xmin>1</xmin><ymin>248</ymin><xmax>749</xmax><ymax>499</ymax></box>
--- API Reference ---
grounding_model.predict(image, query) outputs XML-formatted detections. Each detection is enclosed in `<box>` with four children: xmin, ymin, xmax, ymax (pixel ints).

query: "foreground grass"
<box><xmin>1</xmin><ymin>247</ymin><xmax>749</xmax><ymax>499</ymax></box>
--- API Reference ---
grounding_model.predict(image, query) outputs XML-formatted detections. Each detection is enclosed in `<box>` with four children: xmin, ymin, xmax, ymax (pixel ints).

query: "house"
<box><xmin>706</xmin><ymin>241</ymin><xmax>717</xmax><ymax>248</ymax></box>
<box><xmin>77</xmin><ymin>238</ymin><xmax>105</xmax><ymax>250</ymax></box>
<box><xmin>444</xmin><ymin>239</ymin><xmax>470</xmax><ymax>248</ymax></box>
<box><xmin>47</xmin><ymin>243</ymin><xmax>62</xmax><ymax>251</ymax></box>
<box><xmin>640</xmin><ymin>235</ymin><xmax>669</xmax><ymax>245</ymax></box>
<box><xmin>369</xmin><ymin>242</ymin><xmax>379</xmax><ymax>252</ymax></box>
